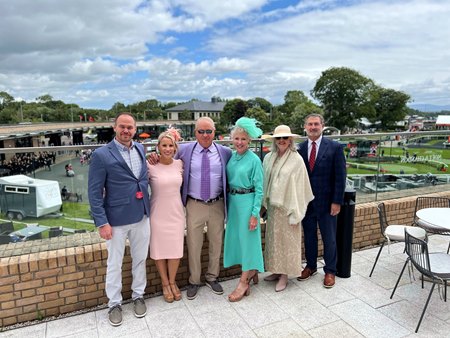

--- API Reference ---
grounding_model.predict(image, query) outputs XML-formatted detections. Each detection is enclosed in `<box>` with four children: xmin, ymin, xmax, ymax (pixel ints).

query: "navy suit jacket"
<box><xmin>298</xmin><ymin>137</ymin><xmax>346</xmax><ymax>215</ymax></box>
<box><xmin>88</xmin><ymin>140</ymin><xmax>150</xmax><ymax>227</ymax></box>
<box><xmin>176</xmin><ymin>142</ymin><xmax>232</xmax><ymax>208</ymax></box>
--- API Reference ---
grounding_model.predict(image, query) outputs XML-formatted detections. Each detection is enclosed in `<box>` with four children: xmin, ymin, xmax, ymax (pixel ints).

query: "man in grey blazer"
<box><xmin>177</xmin><ymin>117</ymin><xmax>232</xmax><ymax>300</ymax></box>
<box><xmin>88</xmin><ymin>113</ymin><xmax>150</xmax><ymax>326</ymax></box>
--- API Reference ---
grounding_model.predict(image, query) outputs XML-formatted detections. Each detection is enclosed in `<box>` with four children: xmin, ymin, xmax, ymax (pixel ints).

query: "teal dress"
<box><xmin>223</xmin><ymin>150</ymin><xmax>264</xmax><ymax>272</ymax></box>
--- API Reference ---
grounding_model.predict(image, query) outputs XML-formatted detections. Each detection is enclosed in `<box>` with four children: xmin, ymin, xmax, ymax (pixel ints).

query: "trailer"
<box><xmin>0</xmin><ymin>175</ymin><xmax>62</xmax><ymax>220</ymax></box>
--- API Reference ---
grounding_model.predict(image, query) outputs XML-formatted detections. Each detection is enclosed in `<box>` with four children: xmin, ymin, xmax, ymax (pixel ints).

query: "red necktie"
<box><xmin>309</xmin><ymin>141</ymin><xmax>316</xmax><ymax>171</ymax></box>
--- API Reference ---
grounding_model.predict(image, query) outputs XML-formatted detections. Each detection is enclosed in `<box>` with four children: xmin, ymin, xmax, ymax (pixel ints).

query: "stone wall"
<box><xmin>1</xmin><ymin>192</ymin><xmax>449</xmax><ymax>327</ymax></box>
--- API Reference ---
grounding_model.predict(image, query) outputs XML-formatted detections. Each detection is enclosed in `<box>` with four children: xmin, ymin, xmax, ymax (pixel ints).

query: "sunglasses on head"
<box><xmin>197</xmin><ymin>129</ymin><xmax>213</xmax><ymax>134</ymax></box>
<box><xmin>275</xmin><ymin>136</ymin><xmax>289</xmax><ymax>140</ymax></box>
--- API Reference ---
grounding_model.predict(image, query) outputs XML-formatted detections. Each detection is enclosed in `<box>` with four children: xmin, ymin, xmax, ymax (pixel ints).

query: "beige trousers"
<box><xmin>185</xmin><ymin>198</ymin><xmax>225</xmax><ymax>284</ymax></box>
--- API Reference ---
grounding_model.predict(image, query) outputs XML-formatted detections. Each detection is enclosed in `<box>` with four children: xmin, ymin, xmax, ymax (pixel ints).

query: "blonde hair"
<box><xmin>157</xmin><ymin>131</ymin><xmax>178</xmax><ymax>153</ymax></box>
<box><xmin>271</xmin><ymin>137</ymin><xmax>297</xmax><ymax>153</ymax></box>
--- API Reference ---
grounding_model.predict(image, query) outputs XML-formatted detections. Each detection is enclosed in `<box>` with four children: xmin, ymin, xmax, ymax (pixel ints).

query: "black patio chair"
<box><xmin>413</xmin><ymin>196</ymin><xmax>450</xmax><ymax>253</ymax></box>
<box><xmin>49</xmin><ymin>227</ymin><xmax>63</xmax><ymax>238</ymax></box>
<box><xmin>390</xmin><ymin>229</ymin><xmax>450</xmax><ymax>333</ymax></box>
<box><xmin>0</xmin><ymin>235</ymin><xmax>13</xmax><ymax>245</ymax></box>
<box><xmin>0</xmin><ymin>222</ymin><xmax>14</xmax><ymax>235</ymax></box>
<box><xmin>369</xmin><ymin>202</ymin><xmax>426</xmax><ymax>277</ymax></box>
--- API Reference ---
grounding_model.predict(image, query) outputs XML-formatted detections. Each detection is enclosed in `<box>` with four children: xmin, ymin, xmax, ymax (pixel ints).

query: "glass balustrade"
<box><xmin>1</xmin><ymin>129</ymin><xmax>450</xmax><ymax>251</ymax></box>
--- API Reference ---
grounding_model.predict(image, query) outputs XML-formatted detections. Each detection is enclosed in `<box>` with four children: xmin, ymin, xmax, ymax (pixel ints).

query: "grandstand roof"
<box><xmin>436</xmin><ymin>115</ymin><xmax>450</xmax><ymax>126</ymax></box>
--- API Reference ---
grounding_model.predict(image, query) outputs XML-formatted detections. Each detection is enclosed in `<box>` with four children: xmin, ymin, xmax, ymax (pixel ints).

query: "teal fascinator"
<box><xmin>235</xmin><ymin>117</ymin><xmax>263</xmax><ymax>139</ymax></box>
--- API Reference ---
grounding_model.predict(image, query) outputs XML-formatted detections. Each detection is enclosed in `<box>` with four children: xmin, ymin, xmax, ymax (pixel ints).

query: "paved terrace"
<box><xmin>2</xmin><ymin>235</ymin><xmax>450</xmax><ymax>337</ymax></box>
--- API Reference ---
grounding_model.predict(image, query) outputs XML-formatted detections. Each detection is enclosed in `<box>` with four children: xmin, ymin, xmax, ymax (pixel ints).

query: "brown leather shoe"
<box><xmin>297</xmin><ymin>267</ymin><xmax>317</xmax><ymax>281</ymax></box>
<box><xmin>323</xmin><ymin>273</ymin><xmax>335</xmax><ymax>288</ymax></box>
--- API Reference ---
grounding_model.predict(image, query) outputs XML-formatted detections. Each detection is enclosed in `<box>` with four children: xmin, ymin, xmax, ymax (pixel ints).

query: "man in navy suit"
<box><xmin>88</xmin><ymin>113</ymin><xmax>150</xmax><ymax>326</ymax></box>
<box><xmin>297</xmin><ymin>113</ymin><xmax>346</xmax><ymax>288</ymax></box>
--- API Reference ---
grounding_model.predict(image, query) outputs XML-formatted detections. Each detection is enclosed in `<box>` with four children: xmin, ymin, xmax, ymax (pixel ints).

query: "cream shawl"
<box><xmin>262</xmin><ymin>149</ymin><xmax>314</xmax><ymax>224</ymax></box>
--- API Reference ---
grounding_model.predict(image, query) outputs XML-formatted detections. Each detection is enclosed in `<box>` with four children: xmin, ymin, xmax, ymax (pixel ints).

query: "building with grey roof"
<box><xmin>166</xmin><ymin>97</ymin><xmax>225</xmax><ymax>120</ymax></box>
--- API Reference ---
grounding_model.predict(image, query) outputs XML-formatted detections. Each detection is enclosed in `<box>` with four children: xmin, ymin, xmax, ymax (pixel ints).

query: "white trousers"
<box><xmin>106</xmin><ymin>215</ymin><xmax>150</xmax><ymax>308</ymax></box>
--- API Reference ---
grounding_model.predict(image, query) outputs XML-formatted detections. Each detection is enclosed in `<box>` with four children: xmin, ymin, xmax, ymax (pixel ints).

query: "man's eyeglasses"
<box><xmin>275</xmin><ymin>136</ymin><xmax>289</xmax><ymax>140</ymax></box>
<box><xmin>197</xmin><ymin>129</ymin><xmax>213</xmax><ymax>134</ymax></box>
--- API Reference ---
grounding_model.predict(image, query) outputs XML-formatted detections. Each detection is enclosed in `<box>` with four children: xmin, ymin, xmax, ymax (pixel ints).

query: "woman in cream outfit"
<box><xmin>261</xmin><ymin>125</ymin><xmax>314</xmax><ymax>292</ymax></box>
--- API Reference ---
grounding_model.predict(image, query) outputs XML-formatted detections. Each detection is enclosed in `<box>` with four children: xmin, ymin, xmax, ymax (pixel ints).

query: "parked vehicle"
<box><xmin>0</xmin><ymin>175</ymin><xmax>62</xmax><ymax>220</ymax></box>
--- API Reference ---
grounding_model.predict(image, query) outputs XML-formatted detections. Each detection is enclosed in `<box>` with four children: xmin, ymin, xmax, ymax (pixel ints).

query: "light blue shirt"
<box><xmin>188</xmin><ymin>143</ymin><xmax>223</xmax><ymax>200</ymax></box>
<box><xmin>113</xmin><ymin>138</ymin><xmax>143</xmax><ymax>178</ymax></box>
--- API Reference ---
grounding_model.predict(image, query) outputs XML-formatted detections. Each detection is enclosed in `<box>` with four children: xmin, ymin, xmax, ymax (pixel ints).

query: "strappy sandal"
<box><xmin>228</xmin><ymin>278</ymin><xmax>250</xmax><ymax>302</ymax></box>
<box><xmin>162</xmin><ymin>284</ymin><xmax>174</xmax><ymax>303</ymax></box>
<box><xmin>248</xmin><ymin>270</ymin><xmax>259</xmax><ymax>285</ymax></box>
<box><xmin>169</xmin><ymin>283</ymin><xmax>182</xmax><ymax>301</ymax></box>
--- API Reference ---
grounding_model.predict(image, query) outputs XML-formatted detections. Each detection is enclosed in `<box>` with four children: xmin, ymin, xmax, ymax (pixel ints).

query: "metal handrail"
<box><xmin>1</xmin><ymin>129</ymin><xmax>450</xmax><ymax>154</ymax></box>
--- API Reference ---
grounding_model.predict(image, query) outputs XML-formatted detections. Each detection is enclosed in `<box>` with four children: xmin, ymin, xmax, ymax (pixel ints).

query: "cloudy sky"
<box><xmin>0</xmin><ymin>0</ymin><xmax>449</xmax><ymax>109</ymax></box>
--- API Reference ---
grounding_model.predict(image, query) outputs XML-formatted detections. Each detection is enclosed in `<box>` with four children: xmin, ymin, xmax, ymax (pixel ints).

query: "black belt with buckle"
<box><xmin>228</xmin><ymin>187</ymin><xmax>255</xmax><ymax>195</ymax></box>
<box><xmin>188</xmin><ymin>195</ymin><xmax>223</xmax><ymax>204</ymax></box>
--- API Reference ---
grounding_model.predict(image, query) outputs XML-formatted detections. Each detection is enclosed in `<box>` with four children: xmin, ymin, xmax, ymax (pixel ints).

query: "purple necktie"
<box><xmin>201</xmin><ymin>148</ymin><xmax>210</xmax><ymax>201</ymax></box>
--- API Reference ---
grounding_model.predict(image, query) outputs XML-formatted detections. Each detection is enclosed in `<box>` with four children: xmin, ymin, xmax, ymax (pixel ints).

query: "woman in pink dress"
<box><xmin>148</xmin><ymin>129</ymin><xmax>184</xmax><ymax>302</ymax></box>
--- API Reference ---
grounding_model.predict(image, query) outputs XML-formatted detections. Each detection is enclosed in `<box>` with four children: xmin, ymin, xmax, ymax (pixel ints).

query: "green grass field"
<box><xmin>2</xmin><ymin>202</ymin><xmax>96</xmax><ymax>237</ymax></box>
<box><xmin>347</xmin><ymin>162</ymin><xmax>441</xmax><ymax>175</ymax></box>
<box><xmin>347</xmin><ymin>142</ymin><xmax>450</xmax><ymax>175</ymax></box>
<box><xmin>379</xmin><ymin>146</ymin><xmax>450</xmax><ymax>159</ymax></box>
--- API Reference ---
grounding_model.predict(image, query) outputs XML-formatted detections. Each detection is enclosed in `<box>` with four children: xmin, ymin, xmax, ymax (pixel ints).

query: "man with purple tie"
<box><xmin>176</xmin><ymin>117</ymin><xmax>232</xmax><ymax>300</ymax></box>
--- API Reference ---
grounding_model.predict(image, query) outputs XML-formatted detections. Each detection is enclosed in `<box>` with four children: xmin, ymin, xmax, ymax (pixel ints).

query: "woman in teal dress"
<box><xmin>224</xmin><ymin>117</ymin><xmax>264</xmax><ymax>302</ymax></box>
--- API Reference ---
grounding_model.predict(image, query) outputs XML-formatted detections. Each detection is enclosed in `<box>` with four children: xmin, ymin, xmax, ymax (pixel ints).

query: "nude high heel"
<box><xmin>263</xmin><ymin>273</ymin><xmax>280</xmax><ymax>282</ymax></box>
<box><xmin>162</xmin><ymin>284</ymin><xmax>174</xmax><ymax>303</ymax></box>
<box><xmin>169</xmin><ymin>283</ymin><xmax>182</xmax><ymax>301</ymax></box>
<box><xmin>228</xmin><ymin>278</ymin><xmax>250</xmax><ymax>302</ymax></box>
<box><xmin>249</xmin><ymin>270</ymin><xmax>259</xmax><ymax>285</ymax></box>
<box><xmin>275</xmin><ymin>274</ymin><xmax>288</xmax><ymax>292</ymax></box>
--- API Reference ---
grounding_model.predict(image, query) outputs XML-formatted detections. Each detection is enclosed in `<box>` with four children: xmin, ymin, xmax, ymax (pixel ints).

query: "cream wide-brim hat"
<box><xmin>263</xmin><ymin>125</ymin><xmax>300</xmax><ymax>139</ymax></box>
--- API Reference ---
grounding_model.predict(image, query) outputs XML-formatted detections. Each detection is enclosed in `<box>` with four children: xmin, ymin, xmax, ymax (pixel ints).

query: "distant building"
<box><xmin>435</xmin><ymin>115</ymin><xmax>450</xmax><ymax>130</ymax></box>
<box><xmin>407</xmin><ymin>115</ymin><xmax>436</xmax><ymax>131</ymax></box>
<box><xmin>166</xmin><ymin>97</ymin><xmax>226</xmax><ymax>121</ymax></box>
<box><xmin>357</xmin><ymin>117</ymin><xmax>377</xmax><ymax>130</ymax></box>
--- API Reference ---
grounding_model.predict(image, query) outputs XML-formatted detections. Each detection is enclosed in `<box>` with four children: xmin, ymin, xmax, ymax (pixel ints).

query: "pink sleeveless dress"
<box><xmin>148</xmin><ymin>159</ymin><xmax>185</xmax><ymax>259</ymax></box>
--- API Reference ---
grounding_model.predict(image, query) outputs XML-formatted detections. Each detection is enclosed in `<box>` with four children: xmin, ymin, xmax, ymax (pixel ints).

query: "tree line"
<box><xmin>0</xmin><ymin>67</ymin><xmax>413</xmax><ymax>134</ymax></box>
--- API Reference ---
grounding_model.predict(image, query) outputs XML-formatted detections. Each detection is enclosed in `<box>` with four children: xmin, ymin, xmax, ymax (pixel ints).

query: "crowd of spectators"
<box><xmin>0</xmin><ymin>148</ymin><xmax>94</xmax><ymax>178</ymax></box>
<box><xmin>0</xmin><ymin>151</ymin><xmax>56</xmax><ymax>176</ymax></box>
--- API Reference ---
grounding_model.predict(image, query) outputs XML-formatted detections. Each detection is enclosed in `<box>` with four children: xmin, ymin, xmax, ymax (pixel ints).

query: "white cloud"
<box><xmin>162</xmin><ymin>36</ymin><xmax>177</xmax><ymax>44</ymax></box>
<box><xmin>205</xmin><ymin>0</ymin><xmax>450</xmax><ymax>103</ymax></box>
<box><xmin>0</xmin><ymin>0</ymin><xmax>449</xmax><ymax>108</ymax></box>
<box><xmin>168</xmin><ymin>0</ymin><xmax>267</xmax><ymax>23</ymax></box>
